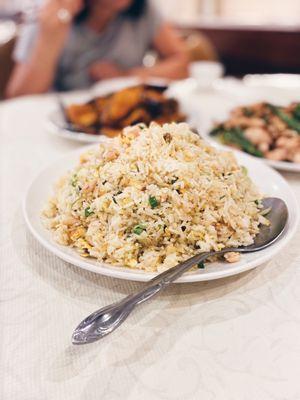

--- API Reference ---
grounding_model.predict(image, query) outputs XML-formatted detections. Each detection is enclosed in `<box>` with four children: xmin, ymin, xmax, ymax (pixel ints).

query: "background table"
<box><xmin>1</xmin><ymin>89</ymin><xmax>300</xmax><ymax>400</ymax></box>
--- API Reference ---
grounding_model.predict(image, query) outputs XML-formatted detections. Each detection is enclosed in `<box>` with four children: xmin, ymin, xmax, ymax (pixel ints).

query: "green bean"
<box><xmin>293</xmin><ymin>104</ymin><xmax>300</xmax><ymax>121</ymax></box>
<box><xmin>211</xmin><ymin>126</ymin><xmax>263</xmax><ymax>157</ymax></box>
<box><xmin>209</xmin><ymin>125</ymin><xmax>225</xmax><ymax>136</ymax></box>
<box><xmin>267</xmin><ymin>103</ymin><xmax>300</xmax><ymax>134</ymax></box>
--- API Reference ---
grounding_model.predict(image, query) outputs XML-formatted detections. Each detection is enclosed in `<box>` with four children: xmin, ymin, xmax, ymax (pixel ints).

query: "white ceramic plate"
<box><xmin>23</xmin><ymin>144</ymin><xmax>299</xmax><ymax>283</ymax></box>
<box><xmin>46</xmin><ymin>77</ymin><xmax>171</xmax><ymax>143</ymax></box>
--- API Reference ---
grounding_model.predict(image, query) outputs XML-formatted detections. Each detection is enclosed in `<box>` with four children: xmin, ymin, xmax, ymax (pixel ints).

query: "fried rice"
<box><xmin>42</xmin><ymin>122</ymin><xmax>268</xmax><ymax>272</ymax></box>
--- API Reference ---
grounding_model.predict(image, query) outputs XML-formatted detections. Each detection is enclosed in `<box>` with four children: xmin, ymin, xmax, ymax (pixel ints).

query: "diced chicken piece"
<box><xmin>61</xmin><ymin>216</ymin><xmax>78</xmax><ymax>226</ymax></box>
<box><xmin>280</xmin><ymin>129</ymin><xmax>298</xmax><ymax>138</ymax></box>
<box><xmin>224</xmin><ymin>252</ymin><xmax>240</xmax><ymax>263</ymax></box>
<box><xmin>160</xmin><ymin>193</ymin><xmax>168</xmax><ymax>202</ymax></box>
<box><xmin>276</xmin><ymin>136</ymin><xmax>300</xmax><ymax>150</ymax></box>
<box><xmin>105</xmin><ymin>150</ymin><xmax>119</xmax><ymax>161</ymax></box>
<box><xmin>270</xmin><ymin>116</ymin><xmax>286</xmax><ymax>131</ymax></box>
<box><xmin>227</xmin><ymin>117</ymin><xmax>265</xmax><ymax>128</ymax></box>
<box><xmin>244</xmin><ymin>127</ymin><xmax>272</xmax><ymax>145</ymax></box>
<box><xmin>268</xmin><ymin>125</ymin><xmax>281</xmax><ymax>139</ymax></box>
<box><xmin>70</xmin><ymin>227</ymin><xmax>86</xmax><ymax>241</ymax></box>
<box><xmin>291</xmin><ymin>151</ymin><xmax>300</xmax><ymax>163</ymax></box>
<box><xmin>43</xmin><ymin>200</ymin><xmax>57</xmax><ymax>218</ymax></box>
<box><xmin>265</xmin><ymin>148</ymin><xmax>288</xmax><ymax>161</ymax></box>
<box><xmin>128</xmin><ymin>126</ymin><xmax>141</xmax><ymax>137</ymax></box>
<box><xmin>82</xmin><ymin>182</ymin><xmax>96</xmax><ymax>193</ymax></box>
<box><xmin>257</xmin><ymin>142</ymin><xmax>270</xmax><ymax>153</ymax></box>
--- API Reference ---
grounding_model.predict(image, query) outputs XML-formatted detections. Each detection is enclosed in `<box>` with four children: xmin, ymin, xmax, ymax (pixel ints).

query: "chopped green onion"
<box><xmin>197</xmin><ymin>261</ymin><xmax>205</xmax><ymax>269</ymax></box>
<box><xmin>71</xmin><ymin>175</ymin><xmax>77</xmax><ymax>187</ymax></box>
<box><xmin>149</xmin><ymin>196</ymin><xmax>159</xmax><ymax>209</ymax></box>
<box><xmin>241</xmin><ymin>166</ymin><xmax>248</xmax><ymax>175</ymax></box>
<box><xmin>84</xmin><ymin>207</ymin><xmax>94</xmax><ymax>217</ymax></box>
<box><xmin>133</xmin><ymin>225</ymin><xmax>146</xmax><ymax>235</ymax></box>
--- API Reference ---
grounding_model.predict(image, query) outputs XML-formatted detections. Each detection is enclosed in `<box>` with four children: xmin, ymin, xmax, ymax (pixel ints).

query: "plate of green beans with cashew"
<box><xmin>206</xmin><ymin>101</ymin><xmax>300</xmax><ymax>172</ymax></box>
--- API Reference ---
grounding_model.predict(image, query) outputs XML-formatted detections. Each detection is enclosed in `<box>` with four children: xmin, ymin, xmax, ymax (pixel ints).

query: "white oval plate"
<box><xmin>23</xmin><ymin>145</ymin><xmax>298</xmax><ymax>283</ymax></box>
<box><xmin>46</xmin><ymin>77</ymin><xmax>171</xmax><ymax>143</ymax></box>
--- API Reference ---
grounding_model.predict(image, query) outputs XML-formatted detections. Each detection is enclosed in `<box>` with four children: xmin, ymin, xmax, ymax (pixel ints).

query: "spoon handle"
<box><xmin>125</xmin><ymin>252</ymin><xmax>209</xmax><ymax>305</ymax></box>
<box><xmin>72</xmin><ymin>251</ymin><xmax>220</xmax><ymax>344</ymax></box>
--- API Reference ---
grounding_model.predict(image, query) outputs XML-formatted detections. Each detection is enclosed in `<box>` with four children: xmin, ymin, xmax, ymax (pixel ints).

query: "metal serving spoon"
<box><xmin>72</xmin><ymin>197</ymin><xmax>288</xmax><ymax>345</ymax></box>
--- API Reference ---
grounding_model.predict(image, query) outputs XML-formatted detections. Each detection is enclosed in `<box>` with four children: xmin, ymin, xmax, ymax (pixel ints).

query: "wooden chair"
<box><xmin>0</xmin><ymin>27</ymin><xmax>16</xmax><ymax>99</ymax></box>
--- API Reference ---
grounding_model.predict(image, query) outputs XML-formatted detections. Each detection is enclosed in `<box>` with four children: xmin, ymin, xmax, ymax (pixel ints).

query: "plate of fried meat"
<box><xmin>47</xmin><ymin>78</ymin><xmax>185</xmax><ymax>143</ymax></box>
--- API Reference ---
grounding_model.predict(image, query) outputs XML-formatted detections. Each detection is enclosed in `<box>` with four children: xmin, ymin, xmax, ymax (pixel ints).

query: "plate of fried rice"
<box><xmin>23</xmin><ymin>123</ymin><xmax>298</xmax><ymax>282</ymax></box>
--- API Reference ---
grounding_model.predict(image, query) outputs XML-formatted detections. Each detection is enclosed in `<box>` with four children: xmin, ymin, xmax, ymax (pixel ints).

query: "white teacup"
<box><xmin>189</xmin><ymin>61</ymin><xmax>224</xmax><ymax>89</ymax></box>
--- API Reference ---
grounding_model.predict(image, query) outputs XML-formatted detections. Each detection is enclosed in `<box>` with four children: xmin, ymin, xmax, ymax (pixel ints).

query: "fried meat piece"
<box><xmin>120</xmin><ymin>108</ymin><xmax>151</xmax><ymax>127</ymax></box>
<box><xmin>66</xmin><ymin>104</ymin><xmax>98</xmax><ymax>127</ymax></box>
<box><xmin>100</xmin><ymin>86</ymin><xmax>143</xmax><ymax>125</ymax></box>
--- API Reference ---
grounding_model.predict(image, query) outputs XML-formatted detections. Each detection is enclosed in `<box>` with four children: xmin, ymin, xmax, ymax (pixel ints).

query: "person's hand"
<box><xmin>38</xmin><ymin>0</ymin><xmax>83</xmax><ymax>40</ymax></box>
<box><xmin>89</xmin><ymin>61</ymin><xmax>126</xmax><ymax>81</ymax></box>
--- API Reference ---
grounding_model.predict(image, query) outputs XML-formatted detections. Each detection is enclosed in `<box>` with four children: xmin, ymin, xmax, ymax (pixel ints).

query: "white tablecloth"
<box><xmin>1</xmin><ymin>91</ymin><xmax>300</xmax><ymax>400</ymax></box>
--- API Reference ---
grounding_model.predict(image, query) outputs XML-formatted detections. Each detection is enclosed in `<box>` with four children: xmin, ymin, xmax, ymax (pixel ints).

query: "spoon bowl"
<box><xmin>242</xmin><ymin>197</ymin><xmax>288</xmax><ymax>250</ymax></box>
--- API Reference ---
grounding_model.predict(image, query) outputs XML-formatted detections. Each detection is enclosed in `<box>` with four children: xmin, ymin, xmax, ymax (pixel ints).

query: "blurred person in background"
<box><xmin>6</xmin><ymin>0</ymin><xmax>189</xmax><ymax>97</ymax></box>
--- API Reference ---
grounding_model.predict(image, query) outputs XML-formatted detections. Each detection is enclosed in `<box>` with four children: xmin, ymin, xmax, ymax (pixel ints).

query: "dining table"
<box><xmin>1</xmin><ymin>81</ymin><xmax>300</xmax><ymax>400</ymax></box>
